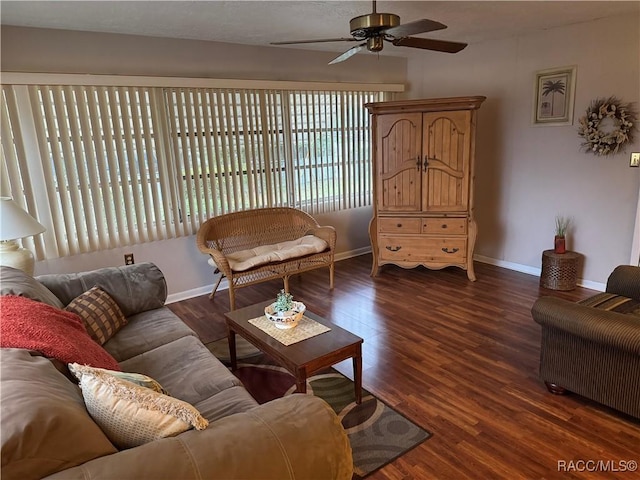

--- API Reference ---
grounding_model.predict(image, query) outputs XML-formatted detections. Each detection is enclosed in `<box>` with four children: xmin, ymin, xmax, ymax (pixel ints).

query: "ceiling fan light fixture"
<box><xmin>366</xmin><ymin>36</ymin><xmax>384</xmax><ymax>52</ymax></box>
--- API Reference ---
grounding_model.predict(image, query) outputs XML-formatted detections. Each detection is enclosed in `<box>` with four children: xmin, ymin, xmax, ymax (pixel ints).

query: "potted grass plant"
<box><xmin>554</xmin><ymin>215</ymin><xmax>571</xmax><ymax>254</ymax></box>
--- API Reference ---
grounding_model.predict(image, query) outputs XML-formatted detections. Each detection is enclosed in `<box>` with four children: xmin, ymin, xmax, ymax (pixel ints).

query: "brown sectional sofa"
<box><xmin>532</xmin><ymin>265</ymin><xmax>640</xmax><ymax>418</ymax></box>
<box><xmin>0</xmin><ymin>263</ymin><xmax>353</xmax><ymax>479</ymax></box>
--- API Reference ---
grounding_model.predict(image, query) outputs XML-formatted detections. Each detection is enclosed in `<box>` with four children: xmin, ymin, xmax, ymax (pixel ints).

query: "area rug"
<box><xmin>207</xmin><ymin>338</ymin><xmax>432</xmax><ymax>479</ymax></box>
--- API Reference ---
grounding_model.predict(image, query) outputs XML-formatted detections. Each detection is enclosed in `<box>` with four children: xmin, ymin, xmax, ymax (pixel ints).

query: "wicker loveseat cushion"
<box><xmin>578</xmin><ymin>293</ymin><xmax>640</xmax><ymax>316</ymax></box>
<box><xmin>207</xmin><ymin>235</ymin><xmax>328</xmax><ymax>272</ymax></box>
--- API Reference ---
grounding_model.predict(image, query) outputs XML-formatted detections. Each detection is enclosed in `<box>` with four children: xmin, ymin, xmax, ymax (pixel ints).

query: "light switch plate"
<box><xmin>631</xmin><ymin>152</ymin><xmax>640</xmax><ymax>167</ymax></box>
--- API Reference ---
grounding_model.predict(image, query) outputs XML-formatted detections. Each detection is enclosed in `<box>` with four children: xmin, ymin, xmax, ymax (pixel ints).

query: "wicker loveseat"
<box><xmin>196</xmin><ymin>207</ymin><xmax>336</xmax><ymax>310</ymax></box>
<box><xmin>531</xmin><ymin>265</ymin><xmax>640</xmax><ymax>418</ymax></box>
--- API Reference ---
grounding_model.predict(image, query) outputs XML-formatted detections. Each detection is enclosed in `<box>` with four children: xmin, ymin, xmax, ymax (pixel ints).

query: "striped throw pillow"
<box><xmin>65</xmin><ymin>286</ymin><xmax>127</xmax><ymax>345</ymax></box>
<box><xmin>578</xmin><ymin>293</ymin><xmax>640</xmax><ymax>316</ymax></box>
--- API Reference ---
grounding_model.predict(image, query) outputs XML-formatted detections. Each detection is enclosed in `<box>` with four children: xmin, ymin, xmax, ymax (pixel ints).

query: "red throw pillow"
<box><xmin>0</xmin><ymin>295</ymin><xmax>120</xmax><ymax>371</ymax></box>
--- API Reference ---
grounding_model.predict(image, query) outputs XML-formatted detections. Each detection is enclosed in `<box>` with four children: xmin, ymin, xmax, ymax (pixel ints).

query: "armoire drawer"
<box><xmin>378</xmin><ymin>217</ymin><xmax>422</xmax><ymax>234</ymax></box>
<box><xmin>379</xmin><ymin>236</ymin><xmax>467</xmax><ymax>263</ymax></box>
<box><xmin>422</xmin><ymin>218</ymin><xmax>467</xmax><ymax>235</ymax></box>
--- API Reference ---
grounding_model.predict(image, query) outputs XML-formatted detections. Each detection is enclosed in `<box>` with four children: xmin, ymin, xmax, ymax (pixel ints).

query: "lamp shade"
<box><xmin>0</xmin><ymin>197</ymin><xmax>45</xmax><ymax>241</ymax></box>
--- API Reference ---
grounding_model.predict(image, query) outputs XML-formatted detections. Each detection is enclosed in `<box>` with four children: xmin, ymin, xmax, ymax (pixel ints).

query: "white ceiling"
<box><xmin>2</xmin><ymin>1</ymin><xmax>639</xmax><ymax>57</ymax></box>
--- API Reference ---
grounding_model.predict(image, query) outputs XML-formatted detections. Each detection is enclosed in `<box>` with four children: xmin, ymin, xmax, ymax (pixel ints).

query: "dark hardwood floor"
<box><xmin>168</xmin><ymin>255</ymin><xmax>640</xmax><ymax>480</ymax></box>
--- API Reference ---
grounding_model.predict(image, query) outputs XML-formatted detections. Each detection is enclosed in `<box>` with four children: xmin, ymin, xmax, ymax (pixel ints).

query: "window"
<box><xmin>1</xmin><ymin>75</ymin><xmax>400</xmax><ymax>259</ymax></box>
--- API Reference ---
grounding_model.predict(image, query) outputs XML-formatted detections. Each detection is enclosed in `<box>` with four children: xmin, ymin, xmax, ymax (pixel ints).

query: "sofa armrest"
<box><xmin>44</xmin><ymin>395</ymin><xmax>353</xmax><ymax>480</ymax></box>
<box><xmin>307</xmin><ymin>225</ymin><xmax>337</xmax><ymax>252</ymax></box>
<box><xmin>531</xmin><ymin>296</ymin><xmax>640</xmax><ymax>354</ymax></box>
<box><xmin>36</xmin><ymin>263</ymin><xmax>167</xmax><ymax>317</ymax></box>
<box><xmin>606</xmin><ymin>265</ymin><xmax>640</xmax><ymax>301</ymax></box>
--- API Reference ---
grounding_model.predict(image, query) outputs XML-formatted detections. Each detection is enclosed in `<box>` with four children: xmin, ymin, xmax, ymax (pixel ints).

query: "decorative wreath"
<box><xmin>577</xmin><ymin>97</ymin><xmax>637</xmax><ymax>156</ymax></box>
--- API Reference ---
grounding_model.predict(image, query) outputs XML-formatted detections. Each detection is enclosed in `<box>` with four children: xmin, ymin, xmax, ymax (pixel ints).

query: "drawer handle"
<box><xmin>441</xmin><ymin>224</ymin><xmax>447</xmax><ymax>229</ymax></box>
<box><xmin>442</xmin><ymin>247</ymin><xmax>459</xmax><ymax>254</ymax></box>
<box><xmin>386</xmin><ymin>246</ymin><xmax>402</xmax><ymax>252</ymax></box>
<box><xmin>396</xmin><ymin>223</ymin><xmax>402</xmax><ymax>228</ymax></box>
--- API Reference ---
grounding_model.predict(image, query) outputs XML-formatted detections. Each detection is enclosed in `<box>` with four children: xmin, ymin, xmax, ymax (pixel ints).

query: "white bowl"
<box><xmin>264</xmin><ymin>301</ymin><xmax>306</xmax><ymax>330</ymax></box>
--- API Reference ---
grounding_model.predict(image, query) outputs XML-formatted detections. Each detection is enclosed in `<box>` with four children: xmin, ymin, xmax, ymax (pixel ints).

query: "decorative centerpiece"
<box><xmin>264</xmin><ymin>290</ymin><xmax>306</xmax><ymax>330</ymax></box>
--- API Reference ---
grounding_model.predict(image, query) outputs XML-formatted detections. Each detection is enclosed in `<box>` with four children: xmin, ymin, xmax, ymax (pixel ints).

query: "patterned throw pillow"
<box><xmin>68</xmin><ymin>363</ymin><xmax>208</xmax><ymax>449</ymax></box>
<box><xmin>76</xmin><ymin>365</ymin><xmax>169</xmax><ymax>395</ymax></box>
<box><xmin>65</xmin><ymin>286</ymin><xmax>127</xmax><ymax>345</ymax></box>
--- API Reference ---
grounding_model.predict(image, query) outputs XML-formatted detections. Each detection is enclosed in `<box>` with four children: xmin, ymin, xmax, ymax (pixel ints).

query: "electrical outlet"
<box><xmin>124</xmin><ymin>253</ymin><xmax>134</xmax><ymax>265</ymax></box>
<box><xmin>631</xmin><ymin>152</ymin><xmax>640</xmax><ymax>167</ymax></box>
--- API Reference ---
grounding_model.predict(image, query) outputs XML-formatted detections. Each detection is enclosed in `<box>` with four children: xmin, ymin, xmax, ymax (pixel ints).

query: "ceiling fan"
<box><xmin>270</xmin><ymin>0</ymin><xmax>467</xmax><ymax>65</ymax></box>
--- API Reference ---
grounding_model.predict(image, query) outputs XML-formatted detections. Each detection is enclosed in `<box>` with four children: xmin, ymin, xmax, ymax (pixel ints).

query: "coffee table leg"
<box><xmin>353</xmin><ymin>352</ymin><xmax>362</xmax><ymax>404</ymax></box>
<box><xmin>228</xmin><ymin>329</ymin><xmax>237</xmax><ymax>371</ymax></box>
<box><xmin>295</xmin><ymin>369</ymin><xmax>307</xmax><ymax>394</ymax></box>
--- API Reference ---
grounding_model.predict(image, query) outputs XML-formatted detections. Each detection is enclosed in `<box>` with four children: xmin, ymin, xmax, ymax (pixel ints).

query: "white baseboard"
<box><xmin>473</xmin><ymin>255</ymin><xmax>541</xmax><ymax>276</ymax></box>
<box><xmin>166</xmin><ymin>283</ymin><xmax>224</xmax><ymax>304</ymax></box>
<box><xmin>167</xmin><ymin>249</ymin><xmax>605</xmax><ymax>304</ymax></box>
<box><xmin>576</xmin><ymin>279</ymin><xmax>605</xmax><ymax>291</ymax></box>
<box><xmin>473</xmin><ymin>254</ymin><xmax>605</xmax><ymax>292</ymax></box>
<box><xmin>166</xmin><ymin>246</ymin><xmax>373</xmax><ymax>304</ymax></box>
<box><xmin>335</xmin><ymin>246</ymin><xmax>371</xmax><ymax>261</ymax></box>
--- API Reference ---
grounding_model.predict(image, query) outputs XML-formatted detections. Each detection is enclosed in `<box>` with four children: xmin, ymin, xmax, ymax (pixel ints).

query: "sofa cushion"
<box><xmin>120</xmin><ymin>335</ymin><xmax>243</xmax><ymax>405</ymax></box>
<box><xmin>37</xmin><ymin>262</ymin><xmax>167</xmax><ymax>317</ymax></box>
<box><xmin>0</xmin><ymin>295</ymin><xmax>121</xmax><ymax>371</ymax></box>
<box><xmin>0</xmin><ymin>265</ymin><xmax>63</xmax><ymax>308</ymax></box>
<box><xmin>209</xmin><ymin>235</ymin><xmax>328</xmax><ymax>272</ymax></box>
<box><xmin>104</xmin><ymin>307</ymin><xmax>197</xmax><ymax>362</ymax></box>
<box><xmin>193</xmin><ymin>385</ymin><xmax>258</xmax><ymax>423</ymax></box>
<box><xmin>0</xmin><ymin>349</ymin><xmax>117</xmax><ymax>480</ymax></box>
<box><xmin>65</xmin><ymin>286</ymin><xmax>128</xmax><ymax>345</ymax></box>
<box><xmin>69</xmin><ymin>363</ymin><xmax>208</xmax><ymax>449</ymax></box>
<box><xmin>578</xmin><ymin>293</ymin><xmax>640</xmax><ymax>316</ymax></box>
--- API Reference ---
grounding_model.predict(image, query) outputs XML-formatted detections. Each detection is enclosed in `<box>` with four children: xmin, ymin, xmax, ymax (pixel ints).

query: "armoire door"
<box><xmin>376</xmin><ymin>112</ymin><xmax>423</xmax><ymax>212</ymax></box>
<box><xmin>421</xmin><ymin>110</ymin><xmax>471</xmax><ymax>213</ymax></box>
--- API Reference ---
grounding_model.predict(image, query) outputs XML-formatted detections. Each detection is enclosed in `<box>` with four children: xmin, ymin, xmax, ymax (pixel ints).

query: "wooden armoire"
<box><xmin>365</xmin><ymin>96</ymin><xmax>485</xmax><ymax>280</ymax></box>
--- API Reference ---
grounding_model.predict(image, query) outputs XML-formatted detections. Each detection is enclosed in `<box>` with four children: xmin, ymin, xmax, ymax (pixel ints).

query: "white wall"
<box><xmin>405</xmin><ymin>13</ymin><xmax>640</xmax><ymax>286</ymax></box>
<box><xmin>33</xmin><ymin>207</ymin><xmax>374</xmax><ymax>299</ymax></box>
<box><xmin>4</xmin><ymin>13</ymin><xmax>639</xmax><ymax>293</ymax></box>
<box><xmin>1</xmin><ymin>26</ymin><xmax>396</xmax><ymax>295</ymax></box>
<box><xmin>0</xmin><ymin>26</ymin><xmax>407</xmax><ymax>84</ymax></box>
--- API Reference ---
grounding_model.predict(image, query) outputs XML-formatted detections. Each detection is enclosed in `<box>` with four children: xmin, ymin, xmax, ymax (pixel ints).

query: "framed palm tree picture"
<box><xmin>533</xmin><ymin>66</ymin><xmax>577</xmax><ymax>126</ymax></box>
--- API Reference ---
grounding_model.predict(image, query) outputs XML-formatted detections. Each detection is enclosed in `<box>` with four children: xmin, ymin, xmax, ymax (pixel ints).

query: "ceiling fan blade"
<box><xmin>392</xmin><ymin>36</ymin><xmax>467</xmax><ymax>53</ymax></box>
<box><xmin>328</xmin><ymin>43</ymin><xmax>366</xmax><ymax>65</ymax></box>
<box><xmin>383</xmin><ymin>19</ymin><xmax>447</xmax><ymax>38</ymax></box>
<box><xmin>271</xmin><ymin>38</ymin><xmax>358</xmax><ymax>45</ymax></box>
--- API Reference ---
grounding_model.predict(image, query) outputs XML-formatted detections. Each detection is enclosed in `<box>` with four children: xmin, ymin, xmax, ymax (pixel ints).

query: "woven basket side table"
<box><xmin>540</xmin><ymin>250</ymin><xmax>581</xmax><ymax>291</ymax></box>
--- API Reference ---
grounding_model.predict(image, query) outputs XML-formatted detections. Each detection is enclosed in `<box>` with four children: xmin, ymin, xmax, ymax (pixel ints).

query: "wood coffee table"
<box><xmin>225</xmin><ymin>301</ymin><xmax>364</xmax><ymax>404</ymax></box>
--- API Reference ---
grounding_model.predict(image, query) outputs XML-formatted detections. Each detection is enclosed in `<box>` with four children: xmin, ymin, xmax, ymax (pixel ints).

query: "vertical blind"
<box><xmin>1</xmin><ymin>81</ymin><xmax>390</xmax><ymax>260</ymax></box>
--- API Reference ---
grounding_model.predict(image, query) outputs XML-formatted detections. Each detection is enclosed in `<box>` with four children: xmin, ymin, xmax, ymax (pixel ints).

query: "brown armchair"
<box><xmin>531</xmin><ymin>265</ymin><xmax>640</xmax><ymax>418</ymax></box>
